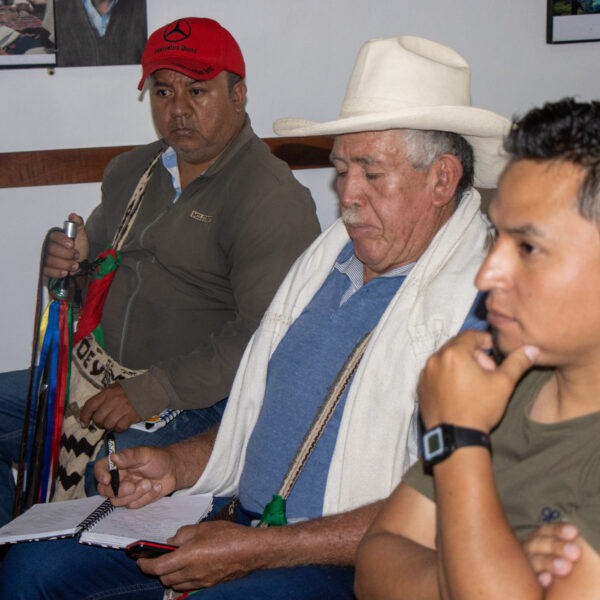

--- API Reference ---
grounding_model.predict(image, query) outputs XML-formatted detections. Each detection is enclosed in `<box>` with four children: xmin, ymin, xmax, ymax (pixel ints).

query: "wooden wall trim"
<box><xmin>0</xmin><ymin>135</ymin><xmax>333</xmax><ymax>189</ymax></box>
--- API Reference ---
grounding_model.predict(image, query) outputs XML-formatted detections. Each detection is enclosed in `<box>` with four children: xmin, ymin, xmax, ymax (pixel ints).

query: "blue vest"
<box><xmin>238</xmin><ymin>264</ymin><xmax>405</xmax><ymax>520</ymax></box>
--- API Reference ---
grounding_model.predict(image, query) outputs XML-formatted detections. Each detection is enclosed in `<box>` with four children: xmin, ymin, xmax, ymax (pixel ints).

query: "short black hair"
<box><xmin>505</xmin><ymin>97</ymin><xmax>600</xmax><ymax>224</ymax></box>
<box><xmin>225</xmin><ymin>71</ymin><xmax>243</xmax><ymax>93</ymax></box>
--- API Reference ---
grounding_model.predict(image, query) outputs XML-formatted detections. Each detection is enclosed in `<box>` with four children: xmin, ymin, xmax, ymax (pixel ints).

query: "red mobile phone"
<box><xmin>125</xmin><ymin>540</ymin><xmax>177</xmax><ymax>559</ymax></box>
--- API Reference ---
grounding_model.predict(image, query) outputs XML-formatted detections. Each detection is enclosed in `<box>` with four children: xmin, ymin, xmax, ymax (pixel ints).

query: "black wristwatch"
<box><xmin>422</xmin><ymin>423</ymin><xmax>491</xmax><ymax>468</ymax></box>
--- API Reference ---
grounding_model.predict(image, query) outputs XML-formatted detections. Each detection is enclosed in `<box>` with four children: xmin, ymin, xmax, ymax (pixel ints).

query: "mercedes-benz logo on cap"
<box><xmin>163</xmin><ymin>19</ymin><xmax>192</xmax><ymax>43</ymax></box>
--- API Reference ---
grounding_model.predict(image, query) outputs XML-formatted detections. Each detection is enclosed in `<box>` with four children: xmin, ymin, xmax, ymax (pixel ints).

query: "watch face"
<box><xmin>423</xmin><ymin>428</ymin><xmax>445</xmax><ymax>461</ymax></box>
<box><xmin>423</xmin><ymin>424</ymin><xmax>491</xmax><ymax>467</ymax></box>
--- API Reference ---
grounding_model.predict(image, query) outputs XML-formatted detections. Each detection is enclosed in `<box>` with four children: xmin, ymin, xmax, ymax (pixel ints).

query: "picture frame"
<box><xmin>547</xmin><ymin>0</ymin><xmax>600</xmax><ymax>44</ymax></box>
<box><xmin>0</xmin><ymin>0</ymin><xmax>147</xmax><ymax>70</ymax></box>
<box><xmin>0</xmin><ymin>2</ymin><xmax>56</xmax><ymax>68</ymax></box>
<box><xmin>53</xmin><ymin>0</ymin><xmax>147</xmax><ymax>68</ymax></box>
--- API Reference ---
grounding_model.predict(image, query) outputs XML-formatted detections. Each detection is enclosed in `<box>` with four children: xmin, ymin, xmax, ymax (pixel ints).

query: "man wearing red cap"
<box><xmin>0</xmin><ymin>17</ymin><xmax>319</xmax><ymax>522</ymax></box>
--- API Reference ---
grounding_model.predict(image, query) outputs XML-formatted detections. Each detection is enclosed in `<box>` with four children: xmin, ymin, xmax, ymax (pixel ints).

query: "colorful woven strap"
<box><xmin>111</xmin><ymin>152</ymin><xmax>161</xmax><ymax>250</ymax></box>
<box><xmin>72</xmin><ymin>151</ymin><xmax>161</xmax><ymax>345</ymax></box>
<box><xmin>258</xmin><ymin>330</ymin><xmax>373</xmax><ymax>527</ymax></box>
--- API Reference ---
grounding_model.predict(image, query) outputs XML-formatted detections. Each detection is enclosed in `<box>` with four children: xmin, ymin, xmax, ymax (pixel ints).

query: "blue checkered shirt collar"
<box><xmin>334</xmin><ymin>242</ymin><xmax>415</xmax><ymax>305</ymax></box>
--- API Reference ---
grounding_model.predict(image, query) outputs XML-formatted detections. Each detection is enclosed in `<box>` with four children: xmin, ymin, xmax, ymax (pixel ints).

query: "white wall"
<box><xmin>2</xmin><ymin>0</ymin><xmax>599</xmax><ymax>371</ymax></box>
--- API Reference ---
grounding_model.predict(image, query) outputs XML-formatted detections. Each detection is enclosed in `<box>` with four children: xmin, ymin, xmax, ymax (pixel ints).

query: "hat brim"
<box><xmin>273</xmin><ymin>105</ymin><xmax>511</xmax><ymax>188</ymax></box>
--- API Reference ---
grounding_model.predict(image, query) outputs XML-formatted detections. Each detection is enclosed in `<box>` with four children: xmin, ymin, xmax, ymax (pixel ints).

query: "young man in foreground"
<box><xmin>355</xmin><ymin>98</ymin><xmax>600</xmax><ymax>600</ymax></box>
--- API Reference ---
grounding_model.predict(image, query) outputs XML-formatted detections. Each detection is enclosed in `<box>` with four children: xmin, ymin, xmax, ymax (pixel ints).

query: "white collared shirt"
<box><xmin>161</xmin><ymin>146</ymin><xmax>182</xmax><ymax>203</ymax></box>
<box><xmin>81</xmin><ymin>0</ymin><xmax>119</xmax><ymax>37</ymax></box>
<box><xmin>334</xmin><ymin>248</ymin><xmax>415</xmax><ymax>306</ymax></box>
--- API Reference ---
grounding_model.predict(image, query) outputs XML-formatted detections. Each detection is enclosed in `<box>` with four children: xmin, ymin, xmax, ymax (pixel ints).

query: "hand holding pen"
<box><xmin>104</xmin><ymin>432</ymin><xmax>120</xmax><ymax>496</ymax></box>
<box><xmin>93</xmin><ymin>443</ymin><xmax>177</xmax><ymax>508</ymax></box>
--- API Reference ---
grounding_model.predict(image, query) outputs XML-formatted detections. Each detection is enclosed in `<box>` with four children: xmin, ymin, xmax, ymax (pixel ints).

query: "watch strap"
<box><xmin>422</xmin><ymin>423</ymin><xmax>491</xmax><ymax>468</ymax></box>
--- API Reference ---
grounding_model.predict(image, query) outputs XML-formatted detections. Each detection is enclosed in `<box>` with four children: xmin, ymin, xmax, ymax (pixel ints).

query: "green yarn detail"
<box><xmin>259</xmin><ymin>494</ymin><xmax>288</xmax><ymax>527</ymax></box>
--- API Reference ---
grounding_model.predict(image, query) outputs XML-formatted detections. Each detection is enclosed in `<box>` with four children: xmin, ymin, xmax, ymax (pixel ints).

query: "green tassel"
<box><xmin>92</xmin><ymin>325</ymin><xmax>105</xmax><ymax>348</ymax></box>
<box><xmin>259</xmin><ymin>494</ymin><xmax>287</xmax><ymax>526</ymax></box>
<box><xmin>96</xmin><ymin>249</ymin><xmax>121</xmax><ymax>278</ymax></box>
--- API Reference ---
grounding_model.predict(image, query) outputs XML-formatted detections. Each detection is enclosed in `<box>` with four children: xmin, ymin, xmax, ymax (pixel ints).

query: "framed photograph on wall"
<box><xmin>0</xmin><ymin>1</ymin><xmax>56</xmax><ymax>68</ymax></box>
<box><xmin>547</xmin><ymin>0</ymin><xmax>600</xmax><ymax>43</ymax></box>
<box><xmin>54</xmin><ymin>0</ymin><xmax>147</xmax><ymax>67</ymax></box>
<box><xmin>0</xmin><ymin>0</ymin><xmax>148</xmax><ymax>69</ymax></box>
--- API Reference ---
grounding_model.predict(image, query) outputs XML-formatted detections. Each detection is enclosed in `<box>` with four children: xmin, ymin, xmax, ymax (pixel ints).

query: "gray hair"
<box><xmin>400</xmin><ymin>129</ymin><xmax>475</xmax><ymax>203</ymax></box>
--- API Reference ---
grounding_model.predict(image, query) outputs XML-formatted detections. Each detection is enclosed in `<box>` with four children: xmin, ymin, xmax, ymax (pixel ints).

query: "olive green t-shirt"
<box><xmin>403</xmin><ymin>368</ymin><xmax>600</xmax><ymax>551</ymax></box>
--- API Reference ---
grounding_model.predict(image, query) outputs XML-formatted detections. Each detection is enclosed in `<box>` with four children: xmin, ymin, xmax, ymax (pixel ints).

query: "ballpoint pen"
<box><xmin>104</xmin><ymin>432</ymin><xmax>120</xmax><ymax>496</ymax></box>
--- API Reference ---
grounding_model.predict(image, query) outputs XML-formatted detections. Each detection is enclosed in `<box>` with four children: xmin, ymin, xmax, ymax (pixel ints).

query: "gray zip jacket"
<box><xmin>84</xmin><ymin>119</ymin><xmax>320</xmax><ymax>417</ymax></box>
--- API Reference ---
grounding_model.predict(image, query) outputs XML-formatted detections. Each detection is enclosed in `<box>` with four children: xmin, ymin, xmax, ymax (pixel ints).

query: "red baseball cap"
<box><xmin>138</xmin><ymin>17</ymin><xmax>245</xmax><ymax>90</ymax></box>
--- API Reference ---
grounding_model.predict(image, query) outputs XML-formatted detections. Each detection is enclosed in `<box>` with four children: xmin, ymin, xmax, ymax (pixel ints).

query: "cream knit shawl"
<box><xmin>181</xmin><ymin>189</ymin><xmax>489</xmax><ymax>515</ymax></box>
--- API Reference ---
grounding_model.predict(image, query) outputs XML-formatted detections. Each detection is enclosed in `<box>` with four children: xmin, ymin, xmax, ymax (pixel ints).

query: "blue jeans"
<box><xmin>0</xmin><ymin>370</ymin><xmax>36</xmax><ymax>528</ymax></box>
<box><xmin>0</xmin><ymin>369</ymin><xmax>227</xmax><ymax>527</ymax></box>
<box><xmin>0</xmin><ymin>498</ymin><xmax>355</xmax><ymax>599</ymax></box>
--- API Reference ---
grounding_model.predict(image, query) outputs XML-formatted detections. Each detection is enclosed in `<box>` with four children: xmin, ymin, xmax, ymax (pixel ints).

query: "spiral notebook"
<box><xmin>0</xmin><ymin>493</ymin><xmax>213</xmax><ymax>549</ymax></box>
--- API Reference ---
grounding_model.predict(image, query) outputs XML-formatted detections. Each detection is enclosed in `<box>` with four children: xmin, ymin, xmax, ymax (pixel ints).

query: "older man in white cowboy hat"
<box><xmin>1</xmin><ymin>36</ymin><xmax>510</xmax><ymax>600</ymax></box>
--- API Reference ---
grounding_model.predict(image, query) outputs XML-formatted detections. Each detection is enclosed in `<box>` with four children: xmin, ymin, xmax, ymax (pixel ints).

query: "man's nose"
<box><xmin>475</xmin><ymin>243</ymin><xmax>510</xmax><ymax>292</ymax></box>
<box><xmin>337</xmin><ymin>172</ymin><xmax>365</xmax><ymax>208</ymax></box>
<box><xmin>170</xmin><ymin>93</ymin><xmax>192</xmax><ymax>117</ymax></box>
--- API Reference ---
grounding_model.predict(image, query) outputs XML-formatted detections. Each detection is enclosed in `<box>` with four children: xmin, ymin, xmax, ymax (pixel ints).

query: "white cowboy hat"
<box><xmin>273</xmin><ymin>36</ymin><xmax>511</xmax><ymax>188</ymax></box>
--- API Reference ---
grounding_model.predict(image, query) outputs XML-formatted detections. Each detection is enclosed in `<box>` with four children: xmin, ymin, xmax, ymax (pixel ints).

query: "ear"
<box><xmin>231</xmin><ymin>80</ymin><xmax>247</xmax><ymax>113</ymax></box>
<box><xmin>429</xmin><ymin>153</ymin><xmax>464</xmax><ymax>208</ymax></box>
